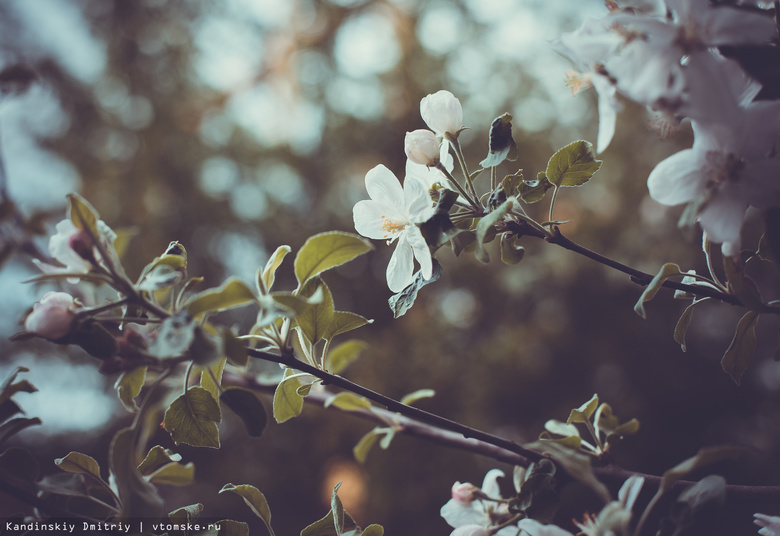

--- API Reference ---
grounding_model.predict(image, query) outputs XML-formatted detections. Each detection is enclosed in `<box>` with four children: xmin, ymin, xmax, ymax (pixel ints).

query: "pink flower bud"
<box><xmin>49</xmin><ymin>220</ymin><xmax>94</xmax><ymax>273</ymax></box>
<box><xmin>24</xmin><ymin>292</ymin><xmax>78</xmax><ymax>340</ymax></box>
<box><xmin>451</xmin><ymin>481</ymin><xmax>480</xmax><ymax>504</ymax></box>
<box><xmin>405</xmin><ymin>129</ymin><xmax>440</xmax><ymax>167</ymax></box>
<box><xmin>420</xmin><ymin>90</ymin><xmax>463</xmax><ymax>138</ymax></box>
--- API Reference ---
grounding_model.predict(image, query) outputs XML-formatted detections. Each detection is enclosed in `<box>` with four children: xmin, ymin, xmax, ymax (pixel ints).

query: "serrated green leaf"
<box><xmin>271</xmin><ymin>290</ymin><xmax>322</xmax><ymax>317</ymax></box>
<box><xmin>634</xmin><ymin>263</ymin><xmax>682</xmax><ymax>319</ymax></box>
<box><xmin>332</xmin><ymin>481</ymin><xmax>346</xmax><ymax>536</ymax></box>
<box><xmin>295</xmin><ymin>279</ymin><xmax>335</xmax><ymax>344</ymax></box>
<box><xmin>147</xmin><ymin>461</ymin><xmax>195</xmax><ymax>486</ymax></box>
<box><xmin>260</xmin><ymin>245</ymin><xmax>292</xmax><ymax>293</ymax></box>
<box><xmin>524</xmin><ymin>440</ymin><xmax>609</xmax><ymax>503</ymax></box>
<box><xmin>721</xmin><ymin>310</ymin><xmax>760</xmax><ymax>385</ymax></box>
<box><xmin>294</xmin><ymin>232</ymin><xmax>372</xmax><ymax>287</ymax></box>
<box><xmin>475</xmin><ymin>199</ymin><xmax>513</xmax><ymax>263</ymax></box>
<box><xmin>300</xmin><ymin>511</ymin><xmax>337</xmax><ymax>536</ymax></box>
<box><xmin>273</xmin><ymin>369</ymin><xmax>304</xmax><ymax>423</ymax></box>
<box><xmin>137</xmin><ymin>253</ymin><xmax>186</xmax><ymax>291</ymax></box>
<box><xmin>545</xmin><ymin>140</ymin><xmax>602</xmax><ymax>188</ymax></box>
<box><xmin>185</xmin><ymin>277</ymin><xmax>257</xmax><ymax>318</ymax></box>
<box><xmin>353</xmin><ymin>430</ymin><xmax>381</xmax><ymax>464</ymax></box>
<box><xmin>325</xmin><ymin>392</ymin><xmax>372</xmax><ymax>412</ymax></box>
<box><xmin>220</xmin><ymin>483</ymin><xmax>273</xmax><ymax>528</ymax></box>
<box><xmin>163</xmin><ymin>387</ymin><xmax>221</xmax><ymax>449</ymax></box>
<box><xmin>500</xmin><ymin>233</ymin><xmax>525</xmax><ymax>265</ymax></box>
<box><xmin>674</xmin><ymin>301</ymin><xmax>699</xmax><ymax>352</ymax></box>
<box><xmin>220</xmin><ymin>388</ymin><xmax>268</xmax><ymax>437</ymax></box>
<box><xmin>138</xmin><ymin>446</ymin><xmax>182</xmax><ymax>475</ymax></box>
<box><xmin>109</xmin><ymin>428</ymin><xmax>165</xmax><ymax>518</ymax></box>
<box><xmin>115</xmin><ymin>366</ymin><xmax>146</xmax><ymax>413</ymax></box>
<box><xmin>325</xmin><ymin>340</ymin><xmax>368</xmax><ymax>375</ymax></box>
<box><xmin>567</xmin><ymin>394</ymin><xmax>599</xmax><ymax>424</ymax></box>
<box><xmin>54</xmin><ymin>452</ymin><xmax>101</xmax><ymax>480</ymax></box>
<box><xmin>659</xmin><ymin>446</ymin><xmax>747</xmax><ymax>496</ymax></box>
<box><xmin>388</xmin><ymin>259</ymin><xmax>442</xmax><ymax>318</ymax></box>
<box><xmin>400</xmin><ymin>389</ymin><xmax>435</xmax><ymax>406</ymax></box>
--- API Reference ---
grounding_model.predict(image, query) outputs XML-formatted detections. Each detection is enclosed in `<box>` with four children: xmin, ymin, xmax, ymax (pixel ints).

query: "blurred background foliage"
<box><xmin>0</xmin><ymin>0</ymin><xmax>779</xmax><ymax>534</ymax></box>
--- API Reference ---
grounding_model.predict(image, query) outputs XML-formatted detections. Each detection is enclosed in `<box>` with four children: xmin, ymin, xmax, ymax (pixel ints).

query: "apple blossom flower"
<box><xmin>647</xmin><ymin>100</ymin><xmax>780</xmax><ymax>256</ymax></box>
<box><xmin>574</xmin><ymin>476</ymin><xmax>644</xmax><ymax>536</ymax></box>
<box><xmin>450</xmin><ymin>526</ymin><xmax>490</xmax><ymax>536</ymax></box>
<box><xmin>441</xmin><ymin>469</ymin><xmax>518</xmax><ymax>536</ymax></box>
<box><xmin>24</xmin><ymin>291</ymin><xmax>79</xmax><ymax>340</ymax></box>
<box><xmin>404</xmin><ymin>129</ymin><xmax>440</xmax><ymax>167</ymax></box>
<box><xmin>755</xmin><ymin>513</ymin><xmax>780</xmax><ymax>536</ymax></box>
<box><xmin>516</xmin><ymin>518</ymin><xmax>575</xmax><ymax>536</ymax></box>
<box><xmin>420</xmin><ymin>90</ymin><xmax>464</xmax><ymax>139</ymax></box>
<box><xmin>353</xmin><ymin>164</ymin><xmax>436</xmax><ymax>292</ymax></box>
<box><xmin>42</xmin><ymin>218</ymin><xmax>119</xmax><ymax>276</ymax></box>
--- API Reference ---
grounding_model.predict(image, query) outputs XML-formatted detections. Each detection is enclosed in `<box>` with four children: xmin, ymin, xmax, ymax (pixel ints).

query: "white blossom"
<box><xmin>420</xmin><ymin>89</ymin><xmax>463</xmax><ymax>139</ymax></box>
<box><xmin>353</xmin><ymin>164</ymin><xmax>436</xmax><ymax>292</ymax></box>
<box><xmin>755</xmin><ymin>513</ymin><xmax>780</xmax><ymax>536</ymax></box>
<box><xmin>405</xmin><ymin>129</ymin><xmax>441</xmax><ymax>167</ymax></box>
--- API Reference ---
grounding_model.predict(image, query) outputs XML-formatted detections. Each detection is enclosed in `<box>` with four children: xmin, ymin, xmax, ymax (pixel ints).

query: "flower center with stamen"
<box><xmin>702</xmin><ymin>150</ymin><xmax>745</xmax><ymax>186</ymax></box>
<box><xmin>380</xmin><ymin>216</ymin><xmax>408</xmax><ymax>240</ymax></box>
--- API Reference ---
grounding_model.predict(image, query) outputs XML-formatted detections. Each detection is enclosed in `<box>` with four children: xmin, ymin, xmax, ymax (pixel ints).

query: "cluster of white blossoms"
<box><xmin>353</xmin><ymin>90</ymin><xmax>461</xmax><ymax>293</ymax></box>
<box><xmin>555</xmin><ymin>0</ymin><xmax>780</xmax><ymax>256</ymax></box>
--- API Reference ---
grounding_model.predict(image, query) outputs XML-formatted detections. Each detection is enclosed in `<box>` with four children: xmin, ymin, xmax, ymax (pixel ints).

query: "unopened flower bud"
<box><xmin>451</xmin><ymin>482</ymin><xmax>480</xmax><ymax>504</ymax></box>
<box><xmin>24</xmin><ymin>292</ymin><xmax>78</xmax><ymax>340</ymax></box>
<box><xmin>420</xmin><ymin>90</ymin><xmax>463</xmax><ymax>138</ymax></box>
<box><xmin>405</xmin><ymin>129</ymin><xmax>440</xmax><ymax>167</ymax></box>
<box><xmin>49</xmin><ymin>220</ymin><xmax>94</xmax><ymax>273</ymax></box>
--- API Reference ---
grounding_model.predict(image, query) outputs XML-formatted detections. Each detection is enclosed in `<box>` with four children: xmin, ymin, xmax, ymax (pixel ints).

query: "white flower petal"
<box><xmin>407</xmin><ymin>226</ymin><xmax>433</xmax><ymax>280</ymax></box>
<box><xmin>353</xmin><ymin>199</ymin><xmax>403</xmax><ymax>241</ymax></box>
<box><xmin>365</xmin><ymin>164</ymin><xmax>405</xmax><ymax>207</ymax></box>
<box><xmin>698</xmin><ymin>7</ymin><xmax>777</xmax><ymax>45</ymax></box>
<box><xmin>440</xmin><ymin>499</ymin><xmax>485</xmax><ymax>529</ymax></box>
<box><xmin>516</xmin><ymin>518</ymin><xmax>574</xmax><ymax>536</ymax></box>
<box><xmin>386</xmin><ymin>233</ymin><xmax>414</xmax><ymax>293</ymax></box>
<box><xmin>697</xmin><ymin>189</ymin><xmax>747</xmax><ymax>249</ymax></box>
<box><xmin>592</xmin><ymin>73</ymin><xmax>621</xmax><ymax>153</ymax></box>
<box><xmin>480</xmin><ymin>469</ymin><xmax>505</xmax><ymax>499</ymax></box>
<box><xmin>647</xmin><ymin>149</ymin><xmax>705</xmax><ymax>206</ymax></box>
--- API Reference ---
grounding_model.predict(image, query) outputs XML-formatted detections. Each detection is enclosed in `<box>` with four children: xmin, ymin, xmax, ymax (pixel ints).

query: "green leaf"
<box><xmin>301</xmin><ymin>511</ymin><xmax>338</xmax><ymax>536</ymax></box>
<box><xmin>200</xmin><ymin>356</ymin><xmax>227</xmax><ymax>402</ymax></box>
<box><xmin>67</xmin><ymin>193</ymin><xmax>100</xmax><ymax>235</ymax></box>
<box><xmin>544</xmin><ymin>419</ymin><xmax>580</xmax><ymax>438</ymax></box>
<box><xmin>325</xmin><ymin>392</ymin><xmax>372</xmax><ymax>412</ymax></box>
<box><xmin>353</xmin><ymin>430</ymin><xmax>381</xmax><ymax>464</ymax></box>
<box><xmin>273</xmin><ymin>369</ymin><xmax>304</xmax><ymax>423</ymax></box>
<box><xmin>451</xmin><ymin>230</ymin><xmax>476</xmax><ymax>257</ymax></box>
<box><xmin>658</xmin><ymin>445</ymin><xmax>748</xmax><ymax>496</ymax></box>
<box><xmin>169</xmin><ymin>503</ymin><xmax>203</xmax><ymax>524</ymax></box>
<box><xmin>109</xmin><ymin>428</ymin><xmax>165</xmax><ymax>518</ymax></box>
<box><xmin>294</xmin><ymin>231</ymin><xmax>373</xmax><ymax>287</ymax></box>
<box><xmin>295</xmin><ymin>279</ymin><xmax>335</xmax><ymax>344</ymax></box>
<box><xmin>674</xmin><ymin>301</ymin><xmax>699</xmax><ymax>352</ymax></box>
<box><xmin>475</xmin><ymin>198</ymin><xmax>513</xmax><ymax>263</ymax></box>
<box><xmin>500</xmin><ymin>233</ymin><xmax>525</xmax><ymax>265</ymax></box>
<box><xmin>360</xmin><ymin>525</ymin><xmax>384</xmax><ymax>536</ymax></box>
<box><xmin>220</xmin><ymin>483</ymin><xmax>273</xmax><ymax>528</ymax></box>
<box><xmin>223</xmin><ymin>327</ymin><xmax>249</xmax><ymax>367</ymax></box>
<box><xmin>721</xmin><ymin>310</ymin><xmax>760</xmax><ymax>385</ymax></box>
<box><xmin>524</xmin><ymin>440</ymin><xmax>610</xmax><ymax>503</ymax></box>
<box><xmin>538</xmin><ymin>432</ymin><xmax>582</xmax><ymax>449</ymax></box>
<box><xmin>220</xmin><ymin>388</ymin><xmax>268</xmax><ymax>437</ymax></box>
<box><xmin>0</xmin><ymin>417</ymin><xmax>41</xmax><ymax>445</ymax></box>
<box><xmin>214</xmin><ymin>520</ymin><xmax>251</xmax><ymax>536</ymax></box>
<box><xmin>723</xmin><ymin>256</ymin><xmax>764</xmax><ymax>311</ymax></box>
<box><xmin>545</xmin><ymin>140</ymin><xmax>602</xmax><ymax>188</ymax></box>
<box><xmin>325</xmin><ymin>340</ymin><xmax>368</xmax><ymax>375</ymax></box>
<box><xmin>115</xmin><ymin>366</ymin><xmax>147</xmax><ymax>412</ymax></box>
<box><xmin>480</xmin><ymin>113</ymin><xmax>518</xmax><ymax>168</ymax></box>
<box><xmin>567</xmin><ymin>394</ymin><xmax>599</xmax><ymax>424</ymax></box>
<box><xmin>163</xmin><ymin>386</ymin><xmax>222</xmax><ymax>449</ymax></box>
<box><xmin>147</xmin><ymin>461</ymin><xmax>195</xmax><ymax>486</ymax></box>
<box><xmin>260</xmin><ymin>245</ymin><xmax>292</xmax><ymax>293</ymax></box>
<box><xmin>400</xmin><ymin>389</ymin><xmax>435</xmax><ymax>406</ymax></box>
<box><xmin>388</xmin><ymin>259</ymin><xmax>442</xmax><ymax>318</ymax></box>
<box><xmin>185</xmin><ymin>277</ymin><xmax>257</xmax><ymax>318</ymax></box>
<box><xmin>677</xmin><ymin>475</ymin><xmax>726</xmax><ymax>511</ymax></box>
<box><xmin>325</xmin><ymin>311</ymin><xmax>372</xmax><ymax>341</ymax></box>
<box><xmin>331</xmin><ymin>481</ymin><xmax>346</xmax><ymax>535</ymax></box>
<box><xmin>518</xmin><ymin>174</ymin><xmax>553</xmax><ymax>204</ymax></box>
<box><xmin>138</xmin><ymin>445</ymin><xmax>182</xmax><ymax>475</ymax></box>
<box><xmin>149</xmin><ymin>312</ymin><xmax>197</xmax><ymax>358</ymax></box>
<box><xmin>419</xmin><ymin>212</ymin><xmax>461</xmax><ymax>250</ymax></box>
<box><xmin>634</xmin><ymin>263</ymin><xmax>682</xmax><ymax>319</ymax></box>
<box><xmin>54</xmin><ymin>452</ymin><xmax>101</xmax><ymax>480</ymax></box>
<box><xmin>137</xmin><ymin>252</ymin><xmax>186</xmax><ymax>291</ymax></box>
<box><xmin>0</xmin><ymin>367</ymin><xmax>37</xmax><ymax>404</ymax></box>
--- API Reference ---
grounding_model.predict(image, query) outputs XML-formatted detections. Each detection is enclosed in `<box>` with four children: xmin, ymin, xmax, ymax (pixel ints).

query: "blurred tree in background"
<box><xmin>1</xmin><ymin>0</ymin><xmax>779</xmax><ymax>534</ymax></box>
